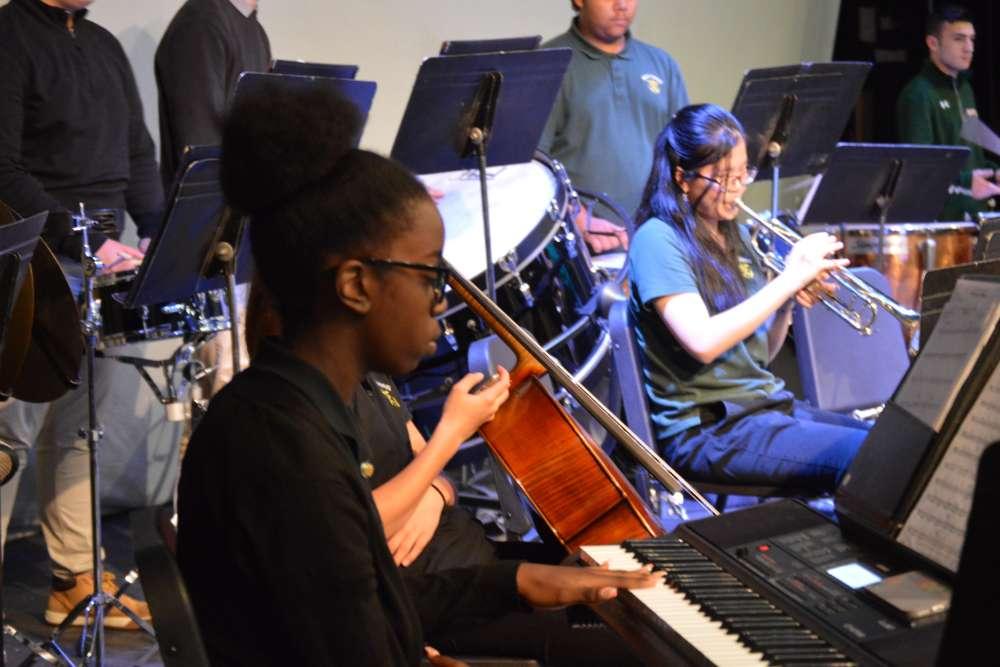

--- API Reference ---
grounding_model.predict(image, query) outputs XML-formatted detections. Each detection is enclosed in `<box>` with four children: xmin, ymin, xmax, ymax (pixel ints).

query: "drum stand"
<box><xmin>38</xmin><ymin>209</ymin><xmax>154</xmax><ymax>667</ymax></box>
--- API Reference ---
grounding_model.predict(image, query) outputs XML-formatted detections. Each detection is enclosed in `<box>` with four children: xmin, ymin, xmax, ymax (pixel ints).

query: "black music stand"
<box><xmin>270</xmin><ymin>60</ymin><xmax>358</xmax><ymax>79</ymax></box>
<box><xmin>731</xmin><ymin>62</ymin><xmax>870</xmax><ymax>216</ymax></box>
<box><xmin>800</xmin><ymin>143</ymin><xmax>969</xmax><ymax>271</ymax></box>
<box><xmin>439</xmin><ymin>36</ymin><xmax>541</xmax><ymax>55</ymax></box>
<box><xmin>390</xmin><ymin>48</ymin><xmax>571</xmax><ymax>299</ymax></box>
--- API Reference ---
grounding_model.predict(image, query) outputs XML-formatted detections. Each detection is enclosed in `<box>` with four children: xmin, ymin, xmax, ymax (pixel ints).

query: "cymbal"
<box><xmin>0</xmin><ymin>266</ymin><xmax>34</xmax><ymax>400</ymax></box>
<box><xmin>13</xmin><ymin>239</ymin><xmax>83</xmax><ymax>402</ymax></box>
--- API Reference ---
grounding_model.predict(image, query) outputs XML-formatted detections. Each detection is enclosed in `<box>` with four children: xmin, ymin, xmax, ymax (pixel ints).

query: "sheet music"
<box><xmin>895</xmin><ymin>278</ymin><xmax>1000</xmax><ymax>431</ymax></box>
<box><xmin>898</xmin><ymin>347</ymin><xmax>1000</xmax><ymax>572</ymax></box>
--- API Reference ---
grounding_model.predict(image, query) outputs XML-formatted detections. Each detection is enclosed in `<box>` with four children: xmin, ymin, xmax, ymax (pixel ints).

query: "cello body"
<box><xmin>448</xmin><ymin>269</ymin><xmax>669</xmax><ymax>551</ymax></box>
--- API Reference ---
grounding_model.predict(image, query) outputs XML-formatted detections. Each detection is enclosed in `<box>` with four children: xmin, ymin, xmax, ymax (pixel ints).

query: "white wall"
<box><xmin>3</xmin><ymin>0</ymin><xmax>842</xmax><ymax>155</ymax></box>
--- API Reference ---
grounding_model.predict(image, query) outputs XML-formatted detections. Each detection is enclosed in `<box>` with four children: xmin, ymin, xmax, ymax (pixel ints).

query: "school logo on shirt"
<box><xmin>939</xmin><ymin>99</ymin><xmax>951</xmax><ymax>110</ymax></box>
<box><xmin>374</xmin><ymin>379</ymin><xmax>401</xmax><ymax>408</ymax></box>
<box><xmin>738</xmin><ymin>256</ymin><xmax>755</xmax><ymax>281</ymax></box>
<box><xmin>641</xmin><ymin>73</ymin><xmax>664</xmax><ymax>95</ymax></box>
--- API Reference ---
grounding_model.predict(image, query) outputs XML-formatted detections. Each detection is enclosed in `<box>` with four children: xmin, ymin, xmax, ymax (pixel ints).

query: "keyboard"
<box><xmin>581</xmin><ymin>500</ymin><xmax>948</xmax><ymax>666</ymax></box>
<box><xmin>583</xmin><ymin>540</ymin><xmax>856</xmax><ymax>666</ymax></box>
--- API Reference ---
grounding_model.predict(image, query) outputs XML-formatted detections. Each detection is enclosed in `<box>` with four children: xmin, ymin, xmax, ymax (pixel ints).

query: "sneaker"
<box><xmin>45</xmin><ymin>571</ymin><xmax>152</xmax><ymax>630</ymax></box>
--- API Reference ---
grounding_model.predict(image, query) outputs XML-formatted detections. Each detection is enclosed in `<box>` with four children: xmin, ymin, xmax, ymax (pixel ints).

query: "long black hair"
<box><xmin>221</xmin><ymin>80</ymin><xmax>432</xmax><ymax>342</ymax></box>
<box><xmin>634</xmin><ymin>103</ymin><xmax>748</xmax><ymax>313</ymax></box>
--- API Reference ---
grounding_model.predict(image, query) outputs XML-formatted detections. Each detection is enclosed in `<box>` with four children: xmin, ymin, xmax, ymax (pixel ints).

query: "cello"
<box><xmin>447</xmin><ymin>265</ymin><xmax>718</xmax><ymax>552</ymax></box>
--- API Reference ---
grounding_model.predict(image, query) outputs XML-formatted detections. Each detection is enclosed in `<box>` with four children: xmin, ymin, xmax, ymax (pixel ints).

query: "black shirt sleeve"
<box><xmin>0</xmin><ymin>37</ymin><xmax>71</xmax><ymax>244</ymax></box>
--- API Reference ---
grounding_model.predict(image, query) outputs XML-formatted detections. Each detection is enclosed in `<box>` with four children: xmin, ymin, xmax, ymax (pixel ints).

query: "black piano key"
<box><xmin>765</xmin><ymin>648</ymin><xmax>850</xmax><ymax>662</ymax></box>
<box><xmin>726</xmin><ymin>617</ymin><xmax>802</xmax><ymax>630</ymax></box>
<box><xmin>669</xmin><ymin>572</ymin><xmax>741</xmax><ymax>583</ymax></box>
<box><xmin>685</xmin><ymin>589</ymin><xmax>761</xmax><ymax>601</ymax></box>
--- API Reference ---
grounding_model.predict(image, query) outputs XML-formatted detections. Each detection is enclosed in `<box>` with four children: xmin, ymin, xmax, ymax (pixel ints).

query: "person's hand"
<box><xmin>970</xmin><ymin>171</ymin><xmax>1000</xmax><ymax>200</ymax></box>
<box><xmin>427</xmin><ymin>186</ymin><xmax>446</xmax><ymax>202</ymax></box>
<box><xmin>780</xmin><ymin>232</ymin><xmax>848</xmax><ymax>292</ymax></box>
<box><xmin>425</xmin><ymin>646</ymin><xmax>469</xmax><ymax>667</ymax></box>
<box><xmin>515</xmin><ymin>562</ymin><xmax>661</xmax><ymax>608</ymax></box>
<box><xmin>795</xmin><ymin>271</ymin><xmax>838</xmax><ymax>309</ymax></box>
<box><xmin>138</xmin><ymin>237</ymin><xmax>151</xmax><ymax>254</ymax></box>
<box><xmin>573</xmin><ymin>208</ymin><xmax>629</xmax><ymax>254</ymax></box>
<box><xmin>95</xmin><ymin>239</ymin><xmax>144</xmax><ymax>274</ymax></box>
<box><xmin>388</xmin><ymin>487</ymin><xmax>444</xmax><ymax>567</ymax></box>
<box><xmin>437</xmin><ymin>366</ymin><xmax>510</xmax><ymax>444</ymax></box>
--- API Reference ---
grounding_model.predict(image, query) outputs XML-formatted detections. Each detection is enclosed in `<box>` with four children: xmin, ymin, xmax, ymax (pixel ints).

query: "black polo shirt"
<box><xmin>178</xmin><ymin>338</ymin><xmax>520</xmax><ymax>666</ymax></box>
<box><xmin>0</xmin><ymin>0</ymin><xmax>164</xmax><ymax>259</ymax></box>
<box><xmin>354</xmin><ymin>374</ymin><xmax>497</xmax><ymax>574</ymax></box>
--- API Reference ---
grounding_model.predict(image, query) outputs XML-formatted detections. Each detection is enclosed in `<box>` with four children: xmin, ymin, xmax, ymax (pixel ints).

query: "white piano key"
<box><xmin>582</xmin><ymin>545</ymin><xmax>769</xmax><ymax>667</ymax></box>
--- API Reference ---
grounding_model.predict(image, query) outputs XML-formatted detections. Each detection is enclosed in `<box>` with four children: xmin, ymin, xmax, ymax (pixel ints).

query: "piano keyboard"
<box><xmin>582</xmin><ymin>538</ymin><xmax>857</xmax><ymax>666</ymax></box>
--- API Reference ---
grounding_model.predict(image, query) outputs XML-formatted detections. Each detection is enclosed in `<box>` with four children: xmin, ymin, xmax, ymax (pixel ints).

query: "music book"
<box><xmin>894</xmin><ymin>277</ymin><xmax>1000</xmax><ymax>431</ymax></box>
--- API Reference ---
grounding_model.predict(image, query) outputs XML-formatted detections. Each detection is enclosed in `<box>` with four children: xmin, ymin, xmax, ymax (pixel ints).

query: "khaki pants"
<box><xmin>1</xmin><ymin>348</ymin><xmax>182</xmax><ymax>580</ymax></box>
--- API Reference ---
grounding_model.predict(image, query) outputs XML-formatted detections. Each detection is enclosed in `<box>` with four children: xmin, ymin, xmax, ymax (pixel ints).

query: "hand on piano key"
<box><xmin>514</xmin><ymin>561</ymin><xmax>663</xmax><ymax>608</ymax></box>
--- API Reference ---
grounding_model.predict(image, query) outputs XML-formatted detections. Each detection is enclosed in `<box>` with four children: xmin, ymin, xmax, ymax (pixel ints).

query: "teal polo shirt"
<box><xmin>538</xmin><ymin>22</ymin><xmax>688</xmax><ymax>221</ymax></box>
<box><xmin>627</xmin><ymin>218</ymin><xmax>784</xmax><ymax>439</ymax></box>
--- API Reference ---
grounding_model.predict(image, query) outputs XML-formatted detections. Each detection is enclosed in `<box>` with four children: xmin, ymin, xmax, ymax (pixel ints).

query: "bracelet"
<box><xmin>429</xmin><ymin>482</ymin><xmax>449</xmax><ymax>507</ymax></box>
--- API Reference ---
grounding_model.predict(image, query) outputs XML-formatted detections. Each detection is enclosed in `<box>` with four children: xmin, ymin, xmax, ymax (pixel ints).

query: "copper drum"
<box><xmin>802</xmin><ymin>222</ymin><xmax>978</xmax><ymax>310</ymax></box>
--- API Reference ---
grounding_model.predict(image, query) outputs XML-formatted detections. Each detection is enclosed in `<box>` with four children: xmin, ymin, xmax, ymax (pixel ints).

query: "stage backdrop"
<box><xmin>1</xmin><ymin>0</ymin><xmax>841</xmax><ymax>155</ymax></box>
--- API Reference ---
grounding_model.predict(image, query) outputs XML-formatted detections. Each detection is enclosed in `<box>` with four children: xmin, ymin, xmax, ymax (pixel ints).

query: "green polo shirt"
<box><xmin>896</xmin><ymin>59</ymin><xmax>997</xmax><ymax>220</ymax></box>
<box><xmin>627</xmin><ymin>218</ymin><xmax>784</xmax><ymax>439</ymax></box>
<box><xmin>539</xmin><ymin>21</ymin><xmax>688</xmax><ymax>222</ymax></box>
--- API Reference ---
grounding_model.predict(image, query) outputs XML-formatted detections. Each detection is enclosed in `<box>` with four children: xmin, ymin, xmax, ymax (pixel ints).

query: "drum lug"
<box><xmin>499</xmin><ymin>252</ymin><xmax>534</xmax><ymax>309</ymax></box>
<box><xmin>559</xmin><ymin>221</ymin><xmax>579</xmax><ymax>259</ymax></box>
<box><xmin>442</xmin><ymin>320</ymin><xmax>458</xmax><ymax>351</ymax></box>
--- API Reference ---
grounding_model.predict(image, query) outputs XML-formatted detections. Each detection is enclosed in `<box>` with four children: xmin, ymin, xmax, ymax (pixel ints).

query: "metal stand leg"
<box><xmin>43</xmin><ymin>207</ymin><xmax>154</xmax><ymax>665</ymax></box>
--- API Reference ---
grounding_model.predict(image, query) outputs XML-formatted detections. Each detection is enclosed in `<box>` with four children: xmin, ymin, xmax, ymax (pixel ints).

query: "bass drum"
<box><xmin>402</xmin><ymin>151</ymin><xmax>607</xmax><ymax>411</ymax></box>
<box><xmin>803</xmin><ymin>222</ymin><xmax>977</xmax><ymax>311</ymax></box>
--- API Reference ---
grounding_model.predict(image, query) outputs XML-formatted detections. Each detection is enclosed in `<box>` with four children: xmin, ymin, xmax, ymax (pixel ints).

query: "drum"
<box><xmin>90</xmin><ymin>271</ymin><xmax>230</xmax><ymax>349</ymax></box>
<box><xmin>803</xmin><ymin>222</ymin><xmax>978</xmax><ymax>310</ymax></box>
<box><xmin>405</xmin><ymin>152</ymin><xmax>607</xmax><ymax>406</ymax></box>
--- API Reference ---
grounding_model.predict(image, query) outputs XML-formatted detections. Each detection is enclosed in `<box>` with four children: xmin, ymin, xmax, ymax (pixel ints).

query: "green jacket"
<box><xmin>896</xmin><ymin>60</ymin><xmax>997</xmax><ymax>220</ymax></box>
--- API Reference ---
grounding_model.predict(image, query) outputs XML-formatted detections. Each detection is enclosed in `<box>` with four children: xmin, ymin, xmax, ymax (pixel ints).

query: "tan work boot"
<box><xmin>45</xmin><ymin>571</ymin><xmax>152</xmax><ymax>630</ymax></box>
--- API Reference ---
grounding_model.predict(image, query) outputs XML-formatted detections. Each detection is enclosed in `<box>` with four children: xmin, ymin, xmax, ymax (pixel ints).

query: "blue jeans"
<box><xmin>660</xmin><ymin>397</ymin><xmax>870</xmax><ymax>494</ymax></box>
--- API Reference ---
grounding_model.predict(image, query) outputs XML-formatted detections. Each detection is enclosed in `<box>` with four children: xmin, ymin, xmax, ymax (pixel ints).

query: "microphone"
<box><xmin>0</xmin><ymin>439</ymin><xmax>20</xmax><ymax>487</ymax></box>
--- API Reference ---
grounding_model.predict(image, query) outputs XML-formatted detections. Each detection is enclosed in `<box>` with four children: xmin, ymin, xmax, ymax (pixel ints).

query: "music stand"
<box><xmin>270</xmin><ymin>59</ymin><xmax>358</xmax><ymax>79</ymax></box>
<box><xmin>918</xmin><ymin>259</ymin><xmax>1000</xmax><ymax>348</ymax></box>
<box><xmin>731</xmin><ymin>62</ymin><xmax>871</xmax><ymax>216</ymax></box>
<box><xmin>390</xmin><ymin>49</ymin><xmax>571</xmax><ymax>299</ymax></box>
<box><xmin>439</xmin><ymin>36</ymin><xmax>541</xmax><ymax>55</ymax></box>
<box><xmin>800</xmin><ymin>143</ymin><xmax>969</xmax><ymax>271</ymax></box>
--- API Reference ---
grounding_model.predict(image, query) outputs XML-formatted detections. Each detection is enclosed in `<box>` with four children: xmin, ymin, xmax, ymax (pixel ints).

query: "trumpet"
<box><xmin>735</xmin><ymin>199</ymin><xmax>920</xmax><ymax>337</ymax></box>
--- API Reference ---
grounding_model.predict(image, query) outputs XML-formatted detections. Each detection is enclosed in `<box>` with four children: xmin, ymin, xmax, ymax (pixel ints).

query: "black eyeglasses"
<box><xmin>362</xmin><ymin>258</ymin><xmax>450</xmax><ymax>304</ymax></box>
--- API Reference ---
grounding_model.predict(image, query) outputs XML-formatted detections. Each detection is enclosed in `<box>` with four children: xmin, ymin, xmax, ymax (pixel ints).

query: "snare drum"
<box><xmin>405</xmin><ymin>151</ymin><xmax>606</xmax><ymax>404</ymax></box>
<box><xmin>90</xmin><ymin>271</ymin><xmax>230</xmax><ymax>348</ymax></box>
<box><xmin>803</xmin><ymin>222</ymin><xmax>978</xmax><ymax>310</ymax></box>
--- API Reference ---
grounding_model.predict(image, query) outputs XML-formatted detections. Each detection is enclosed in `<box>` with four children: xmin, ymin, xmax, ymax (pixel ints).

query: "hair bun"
<box><xmin>221</xmin><ymin>76</ymin><xmax>363</xmax><ymax>213</ymax></box>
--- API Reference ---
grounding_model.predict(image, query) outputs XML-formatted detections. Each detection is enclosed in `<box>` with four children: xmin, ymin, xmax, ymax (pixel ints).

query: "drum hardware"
<box><xmin>737</xmin><ymin>199</ymin><xmax>921</xmax><ymax>337</ymax></box>
<box><xmin>920</xmin><ymin>238</ymin><xmax>938</xmax><ymax>271</ymax></box>
<box><xmin>497</xmin><ymin>251</ymin><xmax>533</xmax><ymax>308</ymax></box>
<box><xmin>44</xmin><ymin>205</ymin><xmax>155</xmax><ymax>667</ymax></box>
